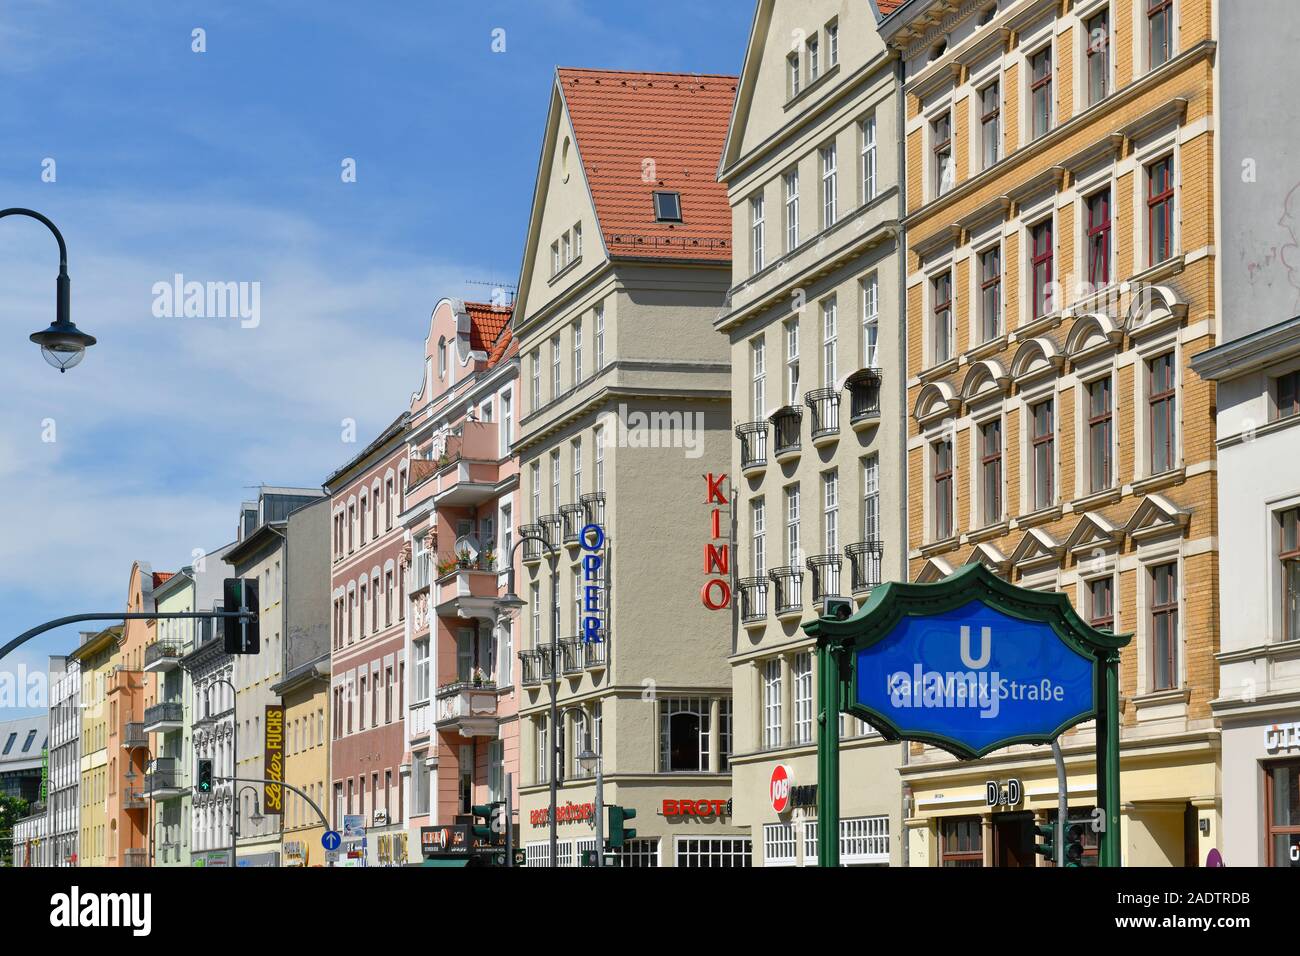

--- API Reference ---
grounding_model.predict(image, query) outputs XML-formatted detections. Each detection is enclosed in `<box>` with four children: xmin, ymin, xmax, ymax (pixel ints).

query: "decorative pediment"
<box><xmin>1124</xmin><ymin>494</ymin><xmax>1191</xmax><ymax>542</ymax></box>
<box><xmin>914</xmin><ymin>556</ymin><xmax>954</xmax><ymax>583</ymax></box>
<box><xmin>1064</xmin><ymin>512</ymin><xmax>1123</xmax><ymax>557</ymax></box>
<box><xmin>1124</xmin><ymin>283</ymin><xmax>1188</xmax><ymax>337</ymax></box>
<box><xmin>1009</xmin><ymin>336</ymin><xmax>1064</xmax><ymax>386</ymax></box>
<box><xmin>1064</xmin><ymin>313</ymin><xmax>1123</xmax><ymax>362</ymax></box>
<box><xmin>1009</xmin><ymin>528</ymin><xmax>1064</xmax><ymax>573</ymax></box>
<box><xmin>964</xmin><ymin>542</ymin><xmax>1009</xmax><ymax>577</ymax></box>
<box><xmin>914</xmin><ymin>381</ymin><xmax>960</xmax><ymax>426</ymax></box>
<box><xmin>960</xmin><ymin>359</ymin><xmax>1011</xmax><ymax>404</ymax></box>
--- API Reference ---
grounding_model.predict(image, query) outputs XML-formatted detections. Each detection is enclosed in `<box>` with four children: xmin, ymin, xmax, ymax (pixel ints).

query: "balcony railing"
<box><xmin>737</xmin><ymin>576</ymin><xmax>769</xmax><ymax>624</ymax></box>
<box><xmin>519</xmin><ymin>646</ymin><xmax>556</xmax><ymax>686</ymax></box>
<box><xmin>769</xmin><ymin>566</ymin><xmax>804</xmax><ymax>617</ymax></box>
<box><xmin>434</xmin><ymin>681</ymin><xmax>499</xmax><ymax>735</ymax></box>
<box><xmin>845</xmin><ymin>540</ymin><xmax>884</xmax><ymax>592</ymax></box>
<box><xmin>846</xmin><ymin>368</ymin><xmax>882</xmax><ymax>426</ymax></box>
<box><xmin>123</xmin><ymin>788</ymin><xmax>147</xmax><ymax>810</ymax></box>
<box><xmin>583</xmin><ymin>635</ymin><xmax>608</xmax><ymax>670</ymax></box>
<box><xmin>806</xmin><ymin>553</ymin><xmax>844</xmax><ymax>604</ymax></box>
<box><xmin>145</xmin><ymin>757</ymin><xmax>183</xmax><ymax>796</ymax></box>
<box><xmin>519</xmin><ymin>524</ymin><xmax>546</xmax><ymax>563</ymax></box>
<box><xmin>123</xmin><ymin>847</ymin><xmax>149</xmax><ymax>867</ymax></box>
<box><xmin>770</xmin><ymin>406</ymin><xmax>803</xmax><ymax>459</ymax></box>
<box><xmin>805</xmin><ymin>387</ymin><xmax>840</xmax><ymax>441</ymax></box>
<box><xmin>143</xmin><ymin>700</ymin><xmax>183</xmax><ymax>732</ymax></box>
<box><xmin>560</xmin><ymin>505</ymin><xmax>586</xmax><ymax>545</ymax></box>
<box><xmin>123</xmin><ymin>722</ymin><xmax>147</xmax><ymax>750</ymax></box>
<box><xmin>735</xmin><ymin>421</ymin><xmax>769</xmax><ymax>472</ymax></box>
<box><xmin>559</xmin><ymin>638</ymin><xmax>584</xmax><ymax>674</ymax></box>
<box><xmin>539</xmin><ymin>514</ymin><xmax>564</xmax><ymax>552</ymax></box>
<box><xmin>144</xmin><ymin>640</ymin><xmax>186</xmax><ymax>672</ymax></box>
<box><xmin>580</xmin><ymin>492</ymin><xmax>606</xmax><ymax>527</ymax></box>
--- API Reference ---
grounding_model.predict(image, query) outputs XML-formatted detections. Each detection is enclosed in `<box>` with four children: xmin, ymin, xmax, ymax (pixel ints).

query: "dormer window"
<box><xmin>654</xmin><ymin>190</ymin><xmax>682</xmax><ymax>222</ymax></box>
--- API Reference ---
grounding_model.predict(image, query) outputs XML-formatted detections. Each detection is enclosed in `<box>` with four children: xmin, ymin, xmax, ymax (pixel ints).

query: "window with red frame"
<box><xmin>933</xmin><ymin>438</ymin><xmax>953</xmax><ymax>539</ymax></box>
<box><xmin>1150</xmin><ymin>562</ymin><xmax>1178</xmax><ymax>691</ymax></box>
<box><xmin>1265</xmin><ymin>760</ymin><xmax>1300</xmax><ymax>866</ymax></box>
<box><xmin>1030</xmin><ymin>398</ymin><xmax>1055</xmax><ymax>509</ymax></box>
<box><xmin>1148</xmin><ymin>0</ymin><xmax>1173</xmax><ymax>69</ymax></box>
<box><xmin>1276</xmin><ymin>369</ymin><xmax>1300</xmax><ymax>420</ymax></box>
<box><xmin>1147</xmin><ymin>156</ymin><xmax>1174</xmax><ymax>266</ymax></box>
<box><xmin>1030</xmin><ymin>47</ymin><xmax>1052</xmax><ymax>139</ymax></box>
<box><xmin>1281</xmin><ymin>507</ymin><xmax>1300</xmax><ymax>643</ymax></box>
<box><xmin>1086</xmin><ymin>10</ymin><xmax>1110</xmax><ymax>105</ymax></box>
<box><xmin>932</xmin><ymin>271</ymin><xmax>953</xmax><ymax>364</ymax></box>
<box><xmin>1030</xmin><ymin>219</ymin><xmax>1054</xmax><ymax>319</ymax></box>
<box><xmin>1086</xmin><ymin>188</ymin><xmax>1111</xmax><ymax>287</ymax></box>
<box><xmin>1088</xmin><ymin>376</ymin><xmax>1113</xmax><ymax>493</ymax></box>
<box><xmin>933</xmin><ymin>112</ymin><xmax>952</xmax><ymax>195</ymax></box>
<box><xmin>979</xmin><ymin>419</ymin><xmax>1002</xmax><ymax>526</ymax></box>
<box><xmin>1087</xmin><ymin>577</ymin><xmax>1114</xmax><ymax>631</ymax></box>
<box><xmin>979</xmin><ymin>246</ymin><xmax>1002</xmax><ymax>341</ymax></box>
<box><xmin>941</xmin><ymin>817</ymin><xmax>983</xmax><ymax>867</ymax></box>
<box><xmin>1148</xmin><ymin>353</ymin><xmax>1176</xmax><ymax>474</ymax></box>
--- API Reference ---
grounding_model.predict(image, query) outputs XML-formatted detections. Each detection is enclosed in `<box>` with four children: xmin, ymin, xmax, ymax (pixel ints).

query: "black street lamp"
<box><xmin>1</xmin><ymin>207</ymin><xmax>97</xmax><ymax>371</ymax></box>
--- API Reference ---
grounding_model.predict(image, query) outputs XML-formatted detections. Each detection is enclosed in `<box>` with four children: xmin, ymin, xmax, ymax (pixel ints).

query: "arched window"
<box><xmin>437</xmin><ymin>337</ymin><xmax>447</xmax><ymax>379</ymax></box>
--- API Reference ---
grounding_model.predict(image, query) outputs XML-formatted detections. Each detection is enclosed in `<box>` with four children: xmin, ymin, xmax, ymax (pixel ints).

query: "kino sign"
<box><xmin>804</xmin><ymin>563</ymin><xmax>1130</xmax><ymax>867</ymax></box>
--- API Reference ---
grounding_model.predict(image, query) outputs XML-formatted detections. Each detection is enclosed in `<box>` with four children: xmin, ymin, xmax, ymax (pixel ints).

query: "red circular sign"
<box><xmin>770</xmin><ymin>764</ymin><xmax>791</xmax><ymax>813</ymax></box>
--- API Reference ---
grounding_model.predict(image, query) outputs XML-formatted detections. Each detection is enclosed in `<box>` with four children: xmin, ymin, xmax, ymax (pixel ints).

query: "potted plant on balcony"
<box><xmin>456</xmin><ymin>547</ymin><xmax>473</xmax><ymax>569</ymax></box>
<box><xmin>481</xmin><ymin>548</ymin><xmax>497</xmax><ymax>571</ymax></box>
<box><xmin>471</xmin><ymin>666</ymin><xmax>487</xmax><ymax>688</ymax></box>
<box><xmin>436</xmin><ymin>554</ymin><xmax>459</xmax><ymax>578</ymax></box>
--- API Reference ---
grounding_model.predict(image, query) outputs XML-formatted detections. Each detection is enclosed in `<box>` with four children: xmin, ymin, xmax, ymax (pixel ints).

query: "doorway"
<box><xmin>992</xmin><ymin>812</ymin><xmax>1036</xmax><ymax>867</ymax></box>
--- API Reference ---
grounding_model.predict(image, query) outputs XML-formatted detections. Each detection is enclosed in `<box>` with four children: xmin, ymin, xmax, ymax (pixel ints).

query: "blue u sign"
<box><xmin>855</xmin><ymin>601</ymin><xmax>1095</xmax><ymax>757</ymax></box>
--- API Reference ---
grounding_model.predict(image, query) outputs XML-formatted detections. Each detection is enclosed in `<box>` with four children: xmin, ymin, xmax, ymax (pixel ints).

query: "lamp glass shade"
<box><xmin>577</xmin><ymin>749</ymin><xmax>598</xmax><ymax>772</ymax></box>
<box><xmin>31</xmin><ymin>320</ymin><xmax>96</xmax><ymax>372</ymax></box>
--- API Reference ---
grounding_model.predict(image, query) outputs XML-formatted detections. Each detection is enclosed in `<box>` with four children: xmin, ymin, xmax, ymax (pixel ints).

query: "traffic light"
<box><xmin>196</xmin><ymin>758</ymin><xmax>213</xmax><ymax>794</ymax></box>
<box><xmin>222</xmin><ymin>578</ymin><xmax>260</xmax><ymax>654</ymax></box>
<box><xmin>1064</xmin><ymin>822</ymin><xmax>1086</xmax><ymax>867</ymax></box>
<box><xmin>1033</xmin><ymin>823</ymin><xmax>1056</xmax><ymax>863</ymax></box>
<box><xmin>471</xmin><ymin>803</ymin><xmax>499</xmax><ymax>844</ymax></box>
<box><xmin>607</xmin><ymin>804</ymin><xmax>637</xmax><ymax>848</ymax></box>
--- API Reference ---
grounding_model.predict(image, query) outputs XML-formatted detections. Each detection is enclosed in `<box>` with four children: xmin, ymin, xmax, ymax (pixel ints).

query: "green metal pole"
<box><xmin>817</xmin><ymin>641</ymin><xmax>840</xmax><ymax>867</ymax></box>
<box><xmin>1102</xmin><ymin>652</ymin><xmax>1122</xmax><ymax>867</ymax></box>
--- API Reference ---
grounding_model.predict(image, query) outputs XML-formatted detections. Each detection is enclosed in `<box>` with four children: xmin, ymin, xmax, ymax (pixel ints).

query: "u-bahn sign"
<box><xmin>804</xmin><ymin>562</ymin><xmax>1131</xmax><ymax>866</ymax></box>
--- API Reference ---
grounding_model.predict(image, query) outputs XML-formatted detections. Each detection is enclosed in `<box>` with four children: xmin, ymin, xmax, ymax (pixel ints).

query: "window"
<box><xmin>821</xmin><ymin>296</ymin><xmax>837</xmax><ymax>385</ymax></box>
<box><xmin>1030</xmin><ymin>219</ymin><xmax>1054</xmax><ymax>319</ymax></box>
<box><xmin>653</xmin><ymin>190</ymin><xmax>682</xmax><ymax>222</ymax></box>
<box><xmin>787</xmin><ymin>51</ymin><xmax>800</xmax><ymax>98</ymax></box>
<box><xmin>862</xmin><ymin>275</ymin><xmax>879</xmax><ymax>367</ymax></box>
<box><xmin>1085</xmin><ymin>10</ymin><xmax>1110</xmax><ymax>104</ymax></box>
<box><xmin>862</xmin><ymin>456</ymin><xmax>880</xmax><ymax>540</ymax></box>
<box><xmin>1147</xmin><ymin>156</ymin><xmax>1174</xmax><ymax>266</ymax></box>
<box><xmin>1276</xmin><ymin>370</ymin><xmax>1300</xmax><ymax>420</ymax></box>
<box><xmin>750</xmin><ymin>194</ymin><xmax>766</xmax><ymax>273</ymax></box>
<box><xmin>820</xmin><ymin>142</ymin><xmax>838</xmax><ymax>227</ymax></box>
<box><xmin>530</xmin><ymin>461</ymin><xmax>541</xmax><ymax>520</ymax></box>
<box><xmin>500</xmin><ymin>392</ymin><xmax>512</xmax><ymax>457</ymax></box>
<box><xmin>979</xmin><ymin>246</ymin><xmax>1002</xmax><ymax>341</ymax></box>
<box><xmin>574</xmin><ymin>221</ymin><xmax>582</xmax><ymax>257</ymax></box>
<box><xmin>784</xmin><ymin>318</ymin><xmax>800</xmax><ymax>404</ymax></box>
<box><xmin>823</xmin><ymin>469</ymin><xmax>839</xmax><ymax>552</ymax></box>
<box><xmin>535</xmin><ymin>716</ymin><xmax>549</xmax><ymax>784</ymax></box>
<box><xmin>437</xmin><ymin>336</ymin><xmax>447</xmax><ymax>379</ymax></box>
<box><xmin>762</xmin><ymin>659</ymin><xmax>782</xmax><ymax>749</ymax></box>
<box><xmin>659</xmin><ymin>698</ymin><xmax>710</xmax><ymax>772</ymax></box>
<box><xmin>550</xmin><ymin>334</ymin><xmax>561</xmax><ymax>398</ymax></box>
<box><xmin>827</xmin><ymin>21</ymin><xmax>839</xmax><ymax>66</ymax></box>
<box><xmin>1148</xmin><ymin>0</ymin><xmax>1173</xmax><ymax>70</ymax></box>
<box><xmin>413</xmin><ymin>639</ymin><xmax>430</xmax><ymax>703</ymax></box>
<box><xmin>530</xmin><ymin>349</ymin><xmax>541</xmax><ymax>410</ymax></box>
<box><xmin>1148</xmin><ymin>353</ymin><xmax>1176</xmax><ymax>474</ymax></box>
<box><xmin>979</xmin><ymin>82</ymin><xmax>1000</xmax><ymax>170</ymax></box>
<box><xmin>860</xmin><ymin>115</ymin><xmax>877</xmax><ymax>202</ymax></box>
<box><xmin>1284</xmin><ymin>509</ymin><xmax>1300</xmax><ymax>643</ymax></box>
<box><xmin>784</xmin><ymin>169</ymin><xmax>799</xmax><ymax>252</ymax></box>
<box><xmin>931</xmin><ymin>271</ymin><xmax>953</xmax><ymax>364</ymax></box>
<box><xmin>676</xmin><ymin>837</ymin><xmax>752</xmax><ymax>867</ymax></box>
<box><xmin>751</xmin><ymin>339</ymin><xmax>766</xmax><ymax>419</ymax></box>
<box><xmin>530</xmin><ymin>582</ymin><xmax>540</xmax><ymax>647</ymax></box>
<box><xmin>807</xmin><ymin>35</ymin><xmax>819</xmax><ymax>82</ymax></box>
<box><xmin>932</xmin><ymin>112</ymin><xmax>952</xmax><ymax>195</ymax></box>
<box><xmin>1265</xmin><ymin>761</ymin><xmax>1300</xmax><ymax>866</ymax></box>
<box><xmin>1087</xmin><ymin>377</ymin><xmax>1113</xmax><ymax>492</ymax></box>
<box><xmin>1030</xmin><ymin>399</ymin><xmax>1055</xmax><ymax>509</ymax></box>
<box><xmin>594</xmin><ymin>304</ymin><xmax>606</xmax><ymax>370</ymax></box>
<box><xmin>979</xmin><ymin>419</ymin><xmax>1002</xmax><ymax>525</ymax></box>
<box><xmin>1084</xmin><ymin>188</ymin><xmax>1112</xmax><ymax>288</ymax></box>
<box><xmin>793</xmin><ymin>653</ymin><xmax>813</xmax><ymax>744</ymax></box>
<box><xmin>561</xmin><ymin>230</ymin><xmax>571</xmax><ymax>267</ymax></box>
<box><xmin>1150</xmin><ymin>562</ymin><xmax>1178</xmax><ymax>691</ymax></box>
<box><xmin>412</xmin><ymin>751</ymin><xmax>430</xmax><ymax>816</ymax></box>
<box><xmin>1087</xmin><ymin>576</ymin><xmax>1114</xmax><ymax>630</ymax></box>
<box><xmin>572</xmin><ymin>318</ymin><xmax>582</xmax><ymax>382</ymax></box>
<box><xmin>1030</xmin><ymin>47</ymin><xmax>1053</xmax><ymax>139</ymax></box>
<box><xmin>752</xmin><ymin>498</ymin><xmax>766</xmax><ymax>577</ymax></box>
<box><xmin>571</xmin><ymin>438</ymin><xmax>583</xmax><ymax>500</ymax></box>
<box><xmin>785</xmin><ymin>484</ymin><xmax>801</xmax><ymax>562</ymax></box>
<box><xmin>764</xmin><ymin>823</ymin><xmax>797</xmax><ymax>867</ymax></box>
<box><xmin>933</xmin><ymin>438</ymin><xmax>953</xmax><ymax>539</ymax></box>
<box><xmin>941</xmin><ymin>817</ymin><xmax>983</xmax><ymax>867</ymax></box>
<box><xmin>594</xmin><ymin>426</ymin><xmax>605</xmax><ymax>492</ymax></box>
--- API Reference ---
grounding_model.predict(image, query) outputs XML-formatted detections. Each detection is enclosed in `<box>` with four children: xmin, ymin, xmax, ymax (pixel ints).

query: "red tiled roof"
<box><xmin>485</xmin><ymin>321</ymin><xmax>515</xmax><ymax>368</ymax></box>
<box><xmin>557</xmin><ymin>68</ymin><xmax>736</xmax><ymax>263</ymax></box>
<box><xmin>464</xmin><ymin>301</ymin><xmax>512</xmax><ymax>353</ymax></box>
<box><xmin>876</xmin><ymin>0</ymin><xmax>906</xmax><ymax>15</ymax></box>
<box><xmin>152</xmin><ymin>572</ymin><xmax>174</xmax><ymax>589</ymax></box>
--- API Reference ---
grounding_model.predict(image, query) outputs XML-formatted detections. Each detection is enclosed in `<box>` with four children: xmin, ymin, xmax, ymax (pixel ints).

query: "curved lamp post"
<box><xmin>0</xmin><ymin>207</ymin><xmax>97</xmax><ymax>371</ymax></box>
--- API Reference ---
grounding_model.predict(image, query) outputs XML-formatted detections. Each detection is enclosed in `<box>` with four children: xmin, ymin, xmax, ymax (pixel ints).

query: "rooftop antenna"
<box><xmin>465</xmin><ymin>279</ymin><xmax>518</xmax><ymax>307</ymax></box>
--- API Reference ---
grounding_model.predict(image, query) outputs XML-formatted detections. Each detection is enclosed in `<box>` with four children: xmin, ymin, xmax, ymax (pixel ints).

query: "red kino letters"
<box><xmin>701</xmin><ymin>473</ymin><xmax>731</xmax><ymax>609</ymax></box>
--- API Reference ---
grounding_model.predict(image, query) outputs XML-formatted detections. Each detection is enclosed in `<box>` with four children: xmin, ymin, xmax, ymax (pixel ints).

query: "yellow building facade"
<box><xmin>72</xmin><ymin>626</ymin><xmax>119</xmax><ymax>867</ymax></box>
<box><xmin>881</xmin><ymin>0</ymin><xmax>1219</xmax><ymax>865</ymax></box>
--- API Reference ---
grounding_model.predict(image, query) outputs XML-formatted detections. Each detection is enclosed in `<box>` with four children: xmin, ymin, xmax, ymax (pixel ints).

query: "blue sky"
<box><xmin>0</xmin><ymin>0</ymin><xmax>751</xmax><ymax>718</ymax></box>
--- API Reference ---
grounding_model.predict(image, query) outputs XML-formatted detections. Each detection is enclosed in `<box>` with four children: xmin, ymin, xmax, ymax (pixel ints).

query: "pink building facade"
<box><xmin>325</xmin><ymin>415</ymin><xmax>411</xmax><ymax>865</ymax></box>
<box><xmin>402</xmin><ymin>298</ymin><xmax>520</xmax><ymax>850</ymax></box>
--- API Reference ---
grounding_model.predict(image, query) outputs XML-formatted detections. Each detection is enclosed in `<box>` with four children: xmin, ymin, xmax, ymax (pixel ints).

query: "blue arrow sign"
<box><xmin>854</xmin><ymin>599</ymin><xmax>1095</xmax><ymax>757</ymax></box>
<box><xmin>322</xmin><ymin>830</ymin><xmax>342</xmax><ymax>852</ymax></box>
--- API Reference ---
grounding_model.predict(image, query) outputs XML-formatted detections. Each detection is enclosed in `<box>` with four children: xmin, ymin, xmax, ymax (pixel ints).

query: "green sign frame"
<box><xmin>803</xmin><ymin>563</ymin><xmax>1132</xmax><ymax>868</ymax></box>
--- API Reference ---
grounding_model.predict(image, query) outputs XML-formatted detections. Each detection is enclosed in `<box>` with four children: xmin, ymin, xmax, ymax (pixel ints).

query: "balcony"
<box><xmin>770</xmin><ymin>406</ymin><xmax>803</xmax><ymax>463</ymax></box>
<box><xmin>122</xmin><ymin>722</ymin><xmax>147</xmax><ymax>750</ymax></box>
<box><xmin>846</xmin><ymin>369</ymin><xmax>882</xmax><ymax>430</ymax></box>
<box><xmin>560</xmin><ymin>504</ymin><xmax>586</xmax><ymax>547</ymax></box>
<box><xmin>434</xmin><ymin>681</ymin><xmax>500</xmax><ymax>737</ymax></box>
<box><xmin>580</xmin><ymin>492</ymin><xmax>606</xmax><ymax>527</ymax></box>
<box><xmin>429</xmin><ymin>422</ymin><xmax>503</xmax><ymax>509</ymax></box>
<box><xmin>805</xmin><ymin>388</ymin><xmax>841</xmax><ymax>447</ymax></box>
<box><xmin>769</xmin><ymin>566</ymin><xmax>804</xmax><ymax>620</ymax></box>
<box><xmin>806</xmin><ymin>553</ymin><xmax>844</xmax><ymax>604</ymax></box>
<box><xmin>737</xmin><ymin>577</ymin><xmax>769</xmax><ymax>626</ymax></box>
<box><xmin>735</xmin><ymin>421</ymin><xmax>769</xmax><ymax>476</ymax></box>
<box><xmin>583</xmin><ymin>634</ymin><xmax>608</xmax><ymax>670</ymax></box>
<box><xmin>846</xmin><ymin>540</ymin><xmax>884</xmax><ymax>593</ymax></box>
<box><xmin>143</xmin><ymin>701</ymin><xmax>183</xmax><ymax>734</ymax></box>
<box><xmin>123</xmin><ymin>788</ymin><xmax>148</xmax><ymax>811</ymax></box>
<box><xmin>123</xmin><ymin>847</ymin><xmax>149</xmax><ymax>867</ymax></box>
<box><xmin>145</xmin><ymin>757</ymin><xmax>185</xmax><ymax>799</ymax></box>
<box><xmin>539</xmin><ymin>514</ymin><xmax>564</xmax><ymax>552</ymax></box>
<box><xmin>520</xmin><ymin>524</ymin><xmax>546</xmax><ymax>565</ymax></box>
<box><xmin>559</xmin><ymin>638</ymin><xmax>584</xmax><ymax>675</ymax></box>
<box><xmin>434</xmin><ymin>562</ymin><xmax>503</xmax><ymax>620</ymax></box>
<box><xmin>143</xmin><ymin>640</ymin><xmax>185</xmax><ymax>673</ymax></box>
<box><xmin>518</xmin><ymin>648</ymin><xmax>553</xmax><ymax>687</ymax></box>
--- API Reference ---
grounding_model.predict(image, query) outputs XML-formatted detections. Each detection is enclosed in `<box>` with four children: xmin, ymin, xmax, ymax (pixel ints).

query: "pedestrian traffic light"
<box><xmin>222</xmin><ymin>578</ymin><xmax>260</xmax><ymax>654</ymax></box>
<box><xmin>1064</xmin><ymin>822</ymin><xmax>1086</xmax><ymax>867</ymax></box>
<box><xmin>196</xmin><ymin>758</ymin><xmax>213</xmax><ymax>794</ymax></box>
<box><xmin>607</xmin><ymin>804</ymin><xmax>637</xmax><ymax>848</ymax></box>
<box><xmin>471</xmin><ymin>803</ymin><xmax>499</xmax><ymax>844</ymax></box>
<box><xmin>1033</xmin><ymin>823</ymin><xmax>1056</xmax><ymax>863</ymax></box>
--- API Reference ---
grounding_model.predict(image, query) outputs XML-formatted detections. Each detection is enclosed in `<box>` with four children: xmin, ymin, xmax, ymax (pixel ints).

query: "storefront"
<box><xmin>1221</xmin><ymin>714</ymin><xmax>1300</xmax><ymax>867</ymax></box>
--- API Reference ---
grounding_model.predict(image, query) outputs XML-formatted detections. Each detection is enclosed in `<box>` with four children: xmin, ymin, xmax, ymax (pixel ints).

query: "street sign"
<box><xmin>321</xmin><ymin>830</ymin><xmax>342</xmax><ymax>852</ymax></box>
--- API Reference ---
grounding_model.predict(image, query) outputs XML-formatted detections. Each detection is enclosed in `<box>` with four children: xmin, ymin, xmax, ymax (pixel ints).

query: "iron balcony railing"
<box><xmin>805</xmin><ymin>387</ymin><xmax>841</xmax><ymax>440</ymax></box>
<box><xmin>123</xmin><ymin>788</ymin><xmax>148</xmax><ymax>810</ymax></box>
<box><xmin>145</xmin><ymin>757</ymin><xmax>183</xmax><ymax>795</ymax></box>
<box><xmin>123</xmin><ymin>722</ymin><xmax>147</xmax><ymax>750</ymax></box>
<box><xmin>845</xmin><ymin>540</ymin><xmax>885</xmax><ymax>592</ymax></box>
<box><xmin>737</xmin><ymin>576</ymin><xmax>769</xmax><ymax>623</ymax></box>
<box><xmin>583</xmin><ymin>634</ymin><xmax>608</xmax><ymax>670</ymax></box>
<box><xmin>770</xmin><ymin>406</ymin><xmax>803</xmax><ymax>457</ymax></box>
<box><xmin>580</xmin><ymin>491</ymin><xmax>606</xmax><ymax>527</ymax></box>
<box><xmin>144</xmin><ymin>700</ymin><xmax>183</xmax><ymax>728</ymax></box>
<box><xmin>806</xmin><ymin>553</ymin><xmax>844</xmax><ymax>604</ymax></box>
<box><xmin>518</xmin><ymin>650</ymin><xmax>542</xmax><ymax>686</ymax></box>
<box><xmin>519</xmin><ymin>524</ymin><xmax>546</xmax><ymax>562</ymax></box>
<box><xmin>560</xmin><ymin>504</ymin><xmax>586</xmax><ymax>545</ymax></box>
<box><xmin>144</xmin><ymin>640</ymin><xmax>186</xmax><ymax>669</ymax></box>
<box><xmin>846</xmin><ymin>368</ymin><xmax>882</xmax><ymax>425</ymax></box>
<box><xmin>123</xmin><ymin>847</ymin><xmax>149</xmax><ymax>867</ymax></box>
<box><xmin>559</xmin><ymin>638</ymin><xmax>584</xmax><ymax>674</ymax></box>
<box><xmin>768</xmin><ymin>566</ymin><xmax>804</xmax><ymax>616</ymax></box>
<box><xmin>539</xmin><ymin>514</ymin><xmax>564</xmax><ymax>552</ymax></box>
<box><xmin>735</xmin><ymin>421</ymin><xmax>769</xmax><ymax>471</ymax></box>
